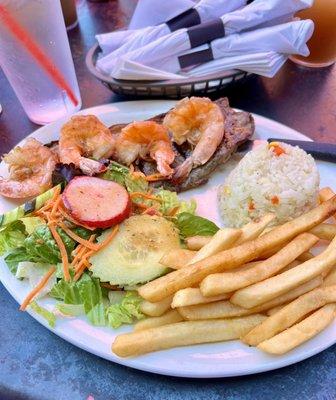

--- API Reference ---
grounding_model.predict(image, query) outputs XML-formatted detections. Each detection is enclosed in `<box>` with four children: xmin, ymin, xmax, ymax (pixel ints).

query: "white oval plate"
<box><xmin>0</xmin><ymin>100</ymin><xmax>335</xmax><ymax>378</ymax></box>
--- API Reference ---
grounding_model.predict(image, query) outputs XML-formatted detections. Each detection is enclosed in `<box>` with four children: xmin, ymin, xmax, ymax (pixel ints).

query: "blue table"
<box><xmin>1</xmin><ymin>284</ymin><xmax>335</xmax><ymax>400</ymax></box>
<box><xmin>1</xmin><ymin>1</ymin><xmax>336</xmax><ymax>399</ymax></box>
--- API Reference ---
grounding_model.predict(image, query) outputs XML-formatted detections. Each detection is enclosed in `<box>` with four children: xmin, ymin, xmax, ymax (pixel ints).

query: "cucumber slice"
<box><xmin>0</xmin><ymin>184</ymin><xmax>61</xmax><ymax>227</ymax></box>
<box><xmin>90</xmin><ymin>215</ymin><xmax>181</xmax><ymax>286</ymax></box>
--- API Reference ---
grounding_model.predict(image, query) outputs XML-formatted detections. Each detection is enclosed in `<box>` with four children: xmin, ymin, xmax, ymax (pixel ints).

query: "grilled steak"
<box><xmin>109</xmin><ymin>97</ymin><xmax>254</xmax><ymax>192</ymax></box>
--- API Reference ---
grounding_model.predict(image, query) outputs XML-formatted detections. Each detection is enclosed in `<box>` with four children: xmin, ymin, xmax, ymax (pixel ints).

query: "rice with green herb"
<box><xmin>218</xmin><ymin>142</ymin><xmax>320</xmax><ymax>227</ymax></box>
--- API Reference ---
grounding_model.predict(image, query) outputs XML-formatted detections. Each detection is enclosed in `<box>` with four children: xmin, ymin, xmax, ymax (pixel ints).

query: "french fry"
<box><xmin>178</xmin><ymin>300</ymin><xmax>256</xmax><ymax>320</ymax></box>
<box><xmin>266</xmin><ymin>303</ymin><xmax>288</xmax><ymax>316</ymax></box>
<box><xmin>179</xmin><ymin>272</ymin><xmax>314</xmax><ymax>320</ymax></box>
<box><xmin>319</xmin><ymin>187</ymin><xmax>335</xmax><ymax>203</ymax></box>
<box><xmin>138</xmin><ymin>197</ymin><xmax>336</xmax><ymax>302</ymax></box>
<box><xmin>184</xmin><ymin>214</ymin><xmax>275</xmax><ymax>251</ymax></box>
<box><xmin>160</xmin><ymin>249</ymin><xmax>196</xmax><ymax>269</ymax></box>
<box><xmin>188</xmin><ymin>228</ymin><xmax>241</xmax><ymax>264</ymax></box>
<box><xmin>249</xmin><ymin>275</ymin><xmax>322</xmax><ymax>310</ymax></box>
<box><xmin>310</xmin><ymin>223</ymin><xmax>336</xmax><ymax>241</ymax></box>
<box><xmin>200</xmin><ymin>233</ymin><xmax>318</xmax><ymax>297</ymax></box>
<box><xmin>186</xmin><ymin>236</ymin><xmax>211</xmax><ymax>250</ymax></box>
<box><xmin>319</xmin><ymin>188</ymin><xmax>336</xmax><ymax>222</ymax></box>
<box><xmin>140</xmin><ymin>295</ymin><xmax>173</xmax><ymax>317</ymax></box>
<box><xmin>112</xmin><ymin>314</ymin><xmax>266</xmax><ymax>357</ymax></box>
<box><xmin>242</xmin><ymin>285</ymin><xmax>336</xmax><ymax>346</ymax></box>
<box><xmin>257</xmin><ymin>304</ymin><xmax>336</xmax><ymax>355</ymax></box>
<box><xmin>296</xmin><ymin>251</ymin><xmax>314</xmax><ymax>262</ymax></box>
<box><xmin>134</xmin><ymin>310</ymin><xmax>183</xmax><ymax>331</ymax></box>
<box><xmin>322</xmin><ymin>267</ymin><xmax>336</xmax><ymax>287</ymax></box>
<box><xmin>235</xmin><ymin>213</ymin><xmax>275</xmax><ymax>245</ymax></box>
<box><xmin>171</xmin><ymin>288</ymin><xmax>231</xmax><ymax>309</ymax></box>
<box><xmin>231</xmin><ymin>234</ymin><xmax>336</xmax><ymax>309</ymax></box>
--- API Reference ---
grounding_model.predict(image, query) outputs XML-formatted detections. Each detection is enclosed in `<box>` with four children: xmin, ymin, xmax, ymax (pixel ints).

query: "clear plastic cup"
<box><xmin>0</xmin><ymin>0</ymin><xmax>82</xmax><ymax>125</ymax></box>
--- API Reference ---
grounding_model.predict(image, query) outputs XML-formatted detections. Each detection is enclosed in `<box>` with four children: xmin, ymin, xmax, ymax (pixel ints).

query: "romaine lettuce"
<box><xmin>24</xmin><ymin>225</ymin><xmax>75</xmax><ymax>264</ymax></box>
<box><xmin>106</xmin><ymin>291</ymin><xmax>144</xmax><ymax>329</ymax></box>
<box><xmin>102</xmin><ymin>161</ymin><xmax>148</xmax><ymax>193</ymax></box>
<box><xmin>50</xmin><ymin>273</ymin><xmax>106</xmax><ymax>326</ymax></box>
<box><xmin>20</xmin><ymin>216</ymin><xmax>45</xmax><ymax>235</ymax></box>
<box><xmin>30</xmin><ymin>301</ymin><xmax>56</xmax><ymax>328</ymax></box>
<box><xmin>55</xmin><ymin>303</ymin><xmax>84</xmax><ymax>316</ymax></box>
<box><xmin>156</xmin><ymin>190</ymin><xmax>197</xmax><ymax>215</ymax></box>
<box><xmin>16</xmin><ymin>261</ymin><xmax>56</xmax><ymax>298</ymax></box>
<box><xmin>0</xmin><ymin>220</ymin><xmax>26</xmax><ymax>256</ymax></box>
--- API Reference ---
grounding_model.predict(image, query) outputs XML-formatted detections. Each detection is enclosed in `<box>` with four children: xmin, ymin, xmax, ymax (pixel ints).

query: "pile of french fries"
<box><xmin>112</xmin><ymin>187</ymin><xmax>336</xmax><ymax>358</ymax></box>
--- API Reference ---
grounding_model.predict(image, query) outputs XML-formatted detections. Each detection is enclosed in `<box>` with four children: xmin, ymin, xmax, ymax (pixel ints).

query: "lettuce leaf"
<box><xmin>20</xmin><ymin>216</ymin><xmax>45</xmax><ymax>235</ymax></box>
<box><xmin>156</xmin><ymin>190</ymin><xmax>197</xmax><ymax>215</ymax></box>
<box><xmin>50</xmin><ymin>273</ymin><xmax>106</xmax><ymax>326</ymax></box>
<box><xmin>4</xmin><ymin>247</ymin><xmax>35</xmax><ymax>274</ymax></box>
<box><xmin>0</xmin><ymin>220</ymin><xmax>26</xmax><ymax>256</ymax></box>
<box><xmin>55</xmin><ymin>303</ymin><xmax>84</xmax><ymax>316</ymax></box>
<box><xmin>102</xmin><ymin>161</ymin><xmax>148</xmax><ymax>193</ymax></box>
<box><xmin>30</xmin><ymin>301</ymin><xmax>56</xmax><ymax>328</ymax></box>
<box><xmin>106</xmin><ymin>291</ymin><xmax>144</xmax><ymax>329</ymax></box>
<box><xmin>49</xmin><ymin>273</ymin><xmax>90</xmax><ymax>303</ymax></box>
<box><xmin>24</xmin><ymin>225</ymin><xmax>75</xmax><ymax>264</ymax></box>
<box><xmin>177</xmin><ymin>212</ymin><xmax>219</xmax><ymax>238</ymax></box>
<box><xmin>78</xmin><ymin>277</ymin><xmax>106</xmax><ymax>325</ymax></box>
<box><xmin>16</xmin><ymin>261</ymin><xmax>56</xmax><ymax>298</ymax></box>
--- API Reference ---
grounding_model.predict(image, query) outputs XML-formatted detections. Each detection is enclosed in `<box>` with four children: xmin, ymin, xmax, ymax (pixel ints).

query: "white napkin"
<box><xmin>106</xmin><ymin>19</ymin><xmax>313</xmax><ymax>79</ymax></box>
<box><xmin>110</xmin><ymin>51</ymin><xmax>287</xmax><ymax>80</ymax></box>
<box><xmin>103</xmin><ymin>0</ymin><xmax>312</xmax><ymax>73</ymax></box>
<box><xmin>128</xmin><ymin>0</ymin><xmax>196</xmax><ymax>29</ymax></box>
<box><xmin>187</xmin><ymin>51</ymin><xmax>287</xmax><ymax>78</ymax></box>
<box><xmin>128</xmin><ymin>19</ymin><xmax>314</xmax><ymax>75</ymax></box>
<box><xmin>96</xmin><ymin>0</ymin><xmax>247</xmax><ymax>63</ymax></box>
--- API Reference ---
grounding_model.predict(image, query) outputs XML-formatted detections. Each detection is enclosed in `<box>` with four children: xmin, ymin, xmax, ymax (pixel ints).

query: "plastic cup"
<box><xmin>0</xmin><ymin>0</ymin><xmax>82</xmax><ymax>125</ymax></box>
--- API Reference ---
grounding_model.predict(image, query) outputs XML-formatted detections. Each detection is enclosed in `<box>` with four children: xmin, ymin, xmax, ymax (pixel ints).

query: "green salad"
<box><xmin>0</xmin><ymin>162</ymin><xmax>219</xmax><ymax>329</ymax></box>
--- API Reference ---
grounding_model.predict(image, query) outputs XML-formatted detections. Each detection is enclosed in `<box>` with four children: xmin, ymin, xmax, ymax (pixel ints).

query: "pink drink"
<box><xmin>0</xmin><ymin>0</ymin><xmax>81</xmax><ymax>125</ymax></box>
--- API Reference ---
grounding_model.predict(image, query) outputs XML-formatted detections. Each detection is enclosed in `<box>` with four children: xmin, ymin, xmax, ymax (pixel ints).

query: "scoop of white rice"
<box><xmin>218</xmin><ymin>142</ymin><xmax>320</xmax><ymax>227</ymax></box>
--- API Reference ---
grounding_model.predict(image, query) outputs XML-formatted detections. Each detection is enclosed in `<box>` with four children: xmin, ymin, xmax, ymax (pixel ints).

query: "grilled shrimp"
<box><xmin>59</xmin><ymin>115</ymin><xmax>115</xmax><ymax>175</ymax></box>
<box><xmin>0</xmin><ymin>138</ymin><xmax>58</xmax><ymax>199</ymax></box>
<box><xmin>163</xmin><ymin>97</ymin><xmax>224</xmax><ymax>183</ymax></box>
<box><xmin>114</xmin><ymin>121</ymin><xmax>175</xmax><ymax>177</ymax></box>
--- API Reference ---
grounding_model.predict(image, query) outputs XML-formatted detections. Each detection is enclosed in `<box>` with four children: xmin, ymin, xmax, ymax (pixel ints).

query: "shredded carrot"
<box><xmin>71</xmin><ymin>235</ymin><xmax>96</xmax><ymax>266</ymax></box>
<box><xmin>271</xmin><ymin>196</ymin><xmax>280</xmax><ymax>205</ymax></box>
<box><xmin>19</xmin><ymin>266</ymin><xmax>56</xmax><ymax>311</ymax></box>
<box><xmin>58</xmin><ymin>222</ymin><xmax>98</xmax><ymax>251</ymax></box>
<box><xmin>49</xmin><ymin>223</ymin><xmax>70</xmax><ymax>282</ymax></box>
<box><xmin>71</xmin><ymin>245</ymin><xmax>86</xmax><ymax>266</ymax></box>
<box><xmin>96</xmin><ymin>225</ymin><xmax>119</xmax><ymax>251</ymax></box>
<box><xmin>50</xmin><ymin>196</ymin><xmax>62</xmax><ymax>219</ymax></box>
<box><xmin>167</xmin><ymin>206</ymin><xmax>179</xmax><ymax>217</ymax></box>
<box><xmin>74</xmin><ymin>256</ymin><xmax>93</xmax><ymax>281</ymax></box>
<box><xmin>142</xmin><ymin>207</ymin><xmax>162</xmax><ymax>216</ymax></box>
<box><xmin>74</xmin><ymin>253</ymin><xmax>93</xmax><ymax>273</ymax></box>
<box><xmin>130</xmin><ymin>192</ymin><xmax>163</xmax><ymax>203</ymax></box>
<box><xmin>144</xmin><ymin>173</ymin><xmax>167</xmax><ymax>182</ymax></box>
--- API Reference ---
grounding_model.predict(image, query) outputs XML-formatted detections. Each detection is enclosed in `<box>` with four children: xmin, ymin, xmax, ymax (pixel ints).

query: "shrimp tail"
<box><xmin>156</xmin><ymin>159</ymin><xmax>174</xmax><ymax>177</ymax></box>
<box><xmin>172</xmin><ymin>158</ymin><xmax>193</xmax><ymax>184</ymax></box>
<box><xmin>79</xmin><ymin>158</ymin><xmax>107</xmax><ymax>176</ymax></box>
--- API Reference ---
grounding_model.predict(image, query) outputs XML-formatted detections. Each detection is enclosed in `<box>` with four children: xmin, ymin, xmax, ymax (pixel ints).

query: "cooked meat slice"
<box><xmin>109</xmin><ymin>97</ymin><xmax>254</xmax><ymax>191</ymax></box>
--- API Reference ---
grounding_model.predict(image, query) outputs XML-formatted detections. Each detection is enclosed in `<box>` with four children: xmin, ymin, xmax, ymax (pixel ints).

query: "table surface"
<box><xmin>1</xmin><ymin>1</ymin><xmax>336</xmax><ymax>399</ymax></box>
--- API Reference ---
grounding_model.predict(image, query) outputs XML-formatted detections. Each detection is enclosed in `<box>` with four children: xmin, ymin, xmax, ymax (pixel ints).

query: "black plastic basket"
<box><xmin>86</xmin><ymin>43</ymin><xmax>250</xmax><ymax>99</ymax></box>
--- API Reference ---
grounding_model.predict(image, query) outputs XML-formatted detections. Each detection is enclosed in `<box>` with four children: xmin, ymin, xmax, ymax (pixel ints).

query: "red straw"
<box><xmin>0</xmin><ymin>4</ymin><xmax>79</xmax><ymax>107</ymax></box>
